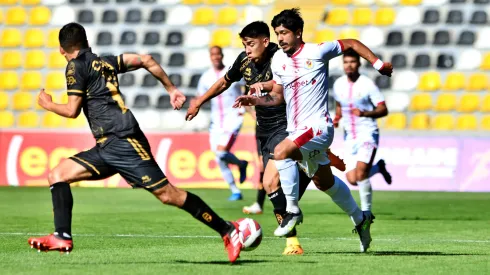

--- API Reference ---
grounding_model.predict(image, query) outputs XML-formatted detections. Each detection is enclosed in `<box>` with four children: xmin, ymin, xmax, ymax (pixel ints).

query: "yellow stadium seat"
<box><xmin>326</xmin><ymin>8</ymin><xmax>349</xmax><ymax>26</ymax></box>
<box><xmin>29</xmin><ymin>6</ymin><xmax>51</xmax><ymax>26</ymax></box>
<box><xmin>47</xmin><ymin>29</ymin><xmax>59</xmax><ymax>48</ymax></box>
<box><xmin>0</xmin><ymin>71</ymin><xmax>19</xmax><ymax>90</ymax></box>
<box><xmin>182</xmin><ymin>0</ymin><xmax>201</xmax><ymax>3</ymax></box>
<box><xmin>46</xmin><ymin>72</ymin><xmax>66</xmax><ymax>91</ymax></box>
<box><xmin>66</xmin><ymin>114</ymin><xmax>87</xmax><ymax>128</ymax></box>
<box><xmin>59</xmin><ymin>93</ymin><xmax>69</xmax><ymax>104</ymax></box>
<box><xmin>211</xmin><ymin>29</ymin><xmax>233</xmax><ymax>47</ymax></box>
<box><xmin>409</xmin><ymin>93</ymin><xmax>432</xmax><ymax>111</ymax></box>
<box><xmin>22</xmin><ymin>0</ymin><xmax>41</xmax><ymax>4</ymax></box>
<box><xmin>48</xmin><ymin>52</ymin><xmax>67</xmax><ymax>69</ymax></box>
<box><xmin>35</xmin><ymin>90</ymin><xmax>54</xmax><ymax>110</ymax></box>
<box><xmin>0</xmin><ymin>0</ymin><xmax>18</xmax><ymax>4</ymax></box>
<box><xmin>17</xmin><ymin>111</ymin><xmax>40</xmax><ymax>128</ymax></box>
<box><xmin>410</xmin><ymin>113</ymin><xmax>430</xmax><ymax>130</ymax></box>
<box><xmin>25</xmin><ymin>50</ymin><xmax>46</xmax><ymax>69</ymax></box>
<box><xmin>12</xmin><ymin>91</ymin><xmax>34</xmax><ymax>110</ymax></box>
<box><xmin>0</xmin><ymin>92</ymin><xmax>8</xmax><ymax>110</ymax></box>
<box><xmin>481</xmin><ymin>53</ymin><xmax>490</xmax><ymax>70</ymax></box>
<box><xmin>434</xmin><ymin>93</ymin><xmax>457</xmax><ymax>112</ymax></box>
<box><xmin>21</xmin><ymin>72</ymin><xmax>42</xmax><ymax>90</ymax></box>
<box><xmin>217</xmin><ymin>7</ymin><xmax>238</xmax><ymax>26</ymax></box>
<box><xmin>339</xmin><ymin>29</ymin><xmax>360</xmax><ymax>40</ymax></box>
<box><xmin>228</xmin><ymin>0</ymin><xmax>248</xmax><ymax>4</ymax></box>
<box><xmin>24</xmin><ymin>29</ymin><xmax>45</xmax><ymax>48</ymax></box>
<box><xmin>0</xmin><ymin>111</ymin><xmax>15</xmax><ymax>128</ymax></box>
<box><xmin>417</xmin><ymin>72</ymin><xmax>441</xmax><ymax>92</ymax></box>
<box><xmin>314</xmin><ymin>29</ymin><xmax>336</xmax><ymax>43</ymax></box>
<box><xmin>400</xmin><ymin>0</ymin><xmax>421</xmax><ymax>5</ymax></box>
<box><xmin>442</xmin><ymin>72</ymin><xmax>465</xmax><ymax>91</ymax></box>
<box><xmin>481</xmin><ymin>115</ymin><xmax>490</xmax><ymax>130</ymax></box>
<box><xmin>1</xmin><ymin>51</ymin><xmax>22</xmax><ymax>69</ymax></box>
<box><xmin>352</xmin><ymin>8</ymin><xmax>373</xmax><ymax>26</ymax></box>
<box><xmin>42</xmin><ymin>112</ymin><xmax>65</xmax><ymax>128</ymax></box>
<box><xmin>384</xmin><ymin>113</ymin><xmax>407</xmax><ymax>130</ymax></box>
<box><xmin>481</xmin><ymin>95</ymin><xmax>490</xmax><ymax>112</ymax></box>
<box><xmin>374</xmin><ymin>8</ymin><xmax>396</xmax><ymax>26</ymax></box>
<box><xmin>332</xmin><ymin>0</ymin><xmax>352</xmax><ymax>4</ymax></box>
<box><xmin>1</xmin><ymin>29</ymin><xmax>22</xmax><ymax>47</ymax></box>
<box><xmin>432</xmin><ymin>114</ymin><xmax>455</xmax><ymax>130</ymax></box>
<box><xmin>0</xmin><ymin>10</ymin><xmax>4</xmax><ymax>24</ymax></box>
<box><xmin>466</xmin><ymin>73</ymin><xmax>489</xmax><ymax>92</ymax></box>
<box><xmin>204</xmin><ymin>0</ymin><xmax>225</xmax><ymax>4</ymax></box>
<box><xmin>6</xmin><ymin>7</ymin><xmax>27</xmax><ymax>25</ymax></box>
<box><xmin>458</xmin><ymin>94</ymin><xmax>480</xmax><ymax>113</ymax></box>
<box><xmin>456</xmin><ymin>115</ymin><xmax>477</xmax><ymax>131</ymax></box>
<box><xmin>192</xmin><ymin>8</ymin><xmax>215</xmax><ymax>25</ymax></box>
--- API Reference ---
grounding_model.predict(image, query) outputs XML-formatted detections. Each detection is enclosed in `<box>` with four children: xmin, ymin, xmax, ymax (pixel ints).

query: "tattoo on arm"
<box><xmin>125</xmin><ymin>56</ymin><xmax>142</xmax><ymax>71</ymax></box>
<box><xmin>264</xmin><ymin>94</ymin><xmax>275</xmax><ymax>103</ymax></box>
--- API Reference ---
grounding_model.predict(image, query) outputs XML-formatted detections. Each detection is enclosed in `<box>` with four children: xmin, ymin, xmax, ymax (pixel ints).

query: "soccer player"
<box><xmin>27</xmin><ymin>23</ymin><xmax>243</xmax><ymax>263</ymax></box>
<box><xmin>196</xmin><ymin>46</ymin><xmax>248</xmax><ymax>201</ymax></box>
<box><xmin>234</xmin><ymin>8</ymin><xmax>393</xmax><ymax>252</ymax></box>
<box><xmin>332</xmin><ymin>49</ymin><xmax>393</xmax><ymax>213</ymax></box>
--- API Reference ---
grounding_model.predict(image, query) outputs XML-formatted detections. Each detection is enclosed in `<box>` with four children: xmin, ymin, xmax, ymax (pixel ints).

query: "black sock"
<box><xmin>256</xmin><ymin>174</ymin><xmax>266</xmax><ymax>208</ymax></box>
<box><xmin>51</xmin><ymin>182</ymin><xmax>73</xmax><ymax>240</ymax></box>
<box><xmin>181</xmin><ymin>192</ymin><xmax>231</xmax><ymax>237</ymax></box>
<box><xmin>268</xmin><ymin>187</ymin><xmax>297</xmax><ymax>237</ymax></box>
<box><xmin>298</xmin><ymin>168</ymin><xmax>311</xmax><ymax>200</ymax></box>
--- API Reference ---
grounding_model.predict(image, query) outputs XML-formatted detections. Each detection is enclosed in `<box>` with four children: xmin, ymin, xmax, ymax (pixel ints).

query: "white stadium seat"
<box><xmin>186</xmin><ymin>49</ymin><xmax>211</xmax><ymax>69</ymax></box>
<box><xmin>361</xmin><ymin>27</ymin><xmax>384</xmax><ymax>47</ymax></box>
<box><xmin>384</xmin><ymin>91</ymin><xmax>410</xmax><ymax>112</ymax></box>
<box><xmin>183</xmin><ymin>110</ymin><xmax>210</xmax><ymax>131</ymax></box>
<box><xmin>475</xmin><ymin>27</ymin><xmax>490</xmax><ymax>49</ymax></box>
<box><xmin>161</xmin><ymin>111</ymin><xmax>186</xmax><ymax>130</ymax></box>
<box><xmin>185</xmin><ymin>28</ymin><xmax>210</xmax><ymax>48</ymax></box>
<box><xmin>395</xmin><ymin>7</ymin><xmax>421</xmax><ymax>26</ymax></box>
<box><xmin>393</xmin><ymin>71</ymin><xmax>418</xmax><ymax>92</ymax></box>
<box><xmin>132</xmin><ymin>110</ymin><xmax>162</xmax><ymax>130</ymax></box>
<box><xmin>167</xmin><ymin>6</ymin><xmax>192</xmax><ymax>26</ymax></box>
<box><xmin>241</xmin><ymin>7</ymin><xmax>264</xmax><ymax>25</ymax></box>
<box><xmin>42</xmin><ymin>0</ymin><xmax>67</xmax><ymax>5</ymax></box>
<box><xmin>456</xmin><ymin>49</ymin><xmax>482</xmax><ymax>70</ymax></box>
<box><xmin>422</xmin><ymin>0</ymin><xmax>448</xmax><ymax>5</ymax></box>
<box><xmin>50</xmin><ymin>6</ymin><xmax>76</xmax><ymax>26</ymax></box>
<box><xmin>157</xmin><ymin>0</ymin><xmax>181</xmax><ymax>4</ymax></box>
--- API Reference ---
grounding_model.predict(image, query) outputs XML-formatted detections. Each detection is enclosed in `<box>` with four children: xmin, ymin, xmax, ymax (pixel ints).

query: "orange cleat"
<box><xmin>327</xmin><ymin>149</ymin><xmax>346</xmax><ymax>172</ymax></box>
<box><xmin>222</xmin><ymin>221</ymin><xmax>242</xmax><ymax>263</ymax></box>
<box><xmin>28</xmin><ymin>234</ymin><xmax>73</xmax><ymax>254</ymax></box>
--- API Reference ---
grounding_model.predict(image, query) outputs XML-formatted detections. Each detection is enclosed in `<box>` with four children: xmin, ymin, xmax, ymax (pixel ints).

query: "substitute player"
<box><xmin>196</xmin><ymin>46</ymin><xmax>248</xmax><ymax>201</ymax></box>
<box><xmin>234</xmin><ymin>8</ymin><xmax>393</xmax><ymax>252</ymax></box>
<box><xmin>332</xmin><ymin>49</ymin><xmax>393</xmax><ymax>213</ymax></box>
<box><xmin>28</xmin><ymin>23</ymin><xmax>243</xmax><ymax>263</ymax></box>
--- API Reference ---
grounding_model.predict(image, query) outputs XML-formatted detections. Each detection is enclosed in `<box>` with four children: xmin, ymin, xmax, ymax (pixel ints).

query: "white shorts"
<box><xmin>287</xmin><ymin>117</ymin><xmax>334</xmax><ymax>177</ymax></box>
<box><xmin>209</xmin><ymin>117</ymin><xmax>243</xmax><ymax>152</ymax></box>
<box><xmin>344</xmin><ymin>131</ymin><xmax>379</xmax><ymax>172</ymax></box>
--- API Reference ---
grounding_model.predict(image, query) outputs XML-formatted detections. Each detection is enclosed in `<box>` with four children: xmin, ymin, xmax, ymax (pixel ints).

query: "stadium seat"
<box><xmin>189</xmin><ymin>74</ymin><xmax>201</xmax><ymax>88</ymax></box>
<box><xmin>156</xmin><ymin>94</ymin><xmax>172</xmax><ymax>109</ymax></box>
<box><xmin>475</xmin><ymin>0</ymin><xmax>490</xmax><ymax>3</ymax></box>
<box><xmin>120</xmin><ymin>31</ymin><xmax>137</xmax><ymax>45</ymax></box>
<box><xmin>42</xmin><ymin>112</ymin><xmax>64</xmax><ymax>128</ymax></box>
<box><xmin>47</xmin><ymin>29</ymin><xmax>60</xmax><ymax>48</ymax></box>
<box><xmin>352</xmin><ymin>8</ymin><xmax>372</xmax><ymax>26</ymax></box>
<box><xmin>386</xmin><ymin>31</ymin><xmax>403</xmax><ymax>46</ymax></box>
<box><xmin>418</xmin><ymin>72</ymin><xmax>441</xmax><ymax>92</ymax></box>
<box><xmin>1</xmin><ymin>29</ymin><xmax>22</xmax><ymax>47</ymax></box>
<box><xmin>25</xmin><ymin>50</ymin><xmax>46</xmax><ymax>69</ymax></box>
<box><xmin>0</xmin><ymin>10</ymin><xmax>3</xmax><ymax>25</ymax></box>
<box><xmin>119</xmin><ymin>74</ymin><xmax>135</xmax><ymax>87</ymax></box>
<box><xmin>423</xmin><ymin>0</ymin><xmax>448</xmax><ymax>4</ymax></box>
<box><xmin>446</xmin><ymin>10</ymin><xmax>463</xmax><ymax>24</ymax></box>
<box><xmin>182</xmin><ymin>0</ymin><xmax>201</xmax><ymax>3</ymax></box>
<box><xmin>443</xmin><ymin>73</ymin><xmax>465</xmax><ymax>91</ymax></box>
<box><xmin>434</xmin><ymin>93</ymin><xmax>457</xmax><ymax>111</ymax></box>
<box><xmin>395</xmin><ymin>7</ymin><xmax>421</xmax><ymax>26</ymax></box>
<box><xmin>413</xmin><ymin>54</ymin><xmax>431</xmax><ymax>69</ymax></box>
<box><xmin>48</xmin><ymin>52</ymin><xmax>67</xmax><ymax>69</ymax></box>
<box><xmin>23</xmin><ymin>29</ymin><xmax>44</xmax><ymax>48</ymax></box>
<box><xmin>29</xmin><ymin>6</ymin><xmax>51</xmax><ymax>25</ymax></box>
<box><xmin>192</xmin><ymin>7</ymin><xmax>215</xmax><ymax>25</ymax></box>
<box><xmin>476</xmin><ymin>28</ymin><xmax>490</xmax><ymax>49</ymax></box>
<box><xmin>384</xmin><ymin>113</ymin><xmax>407</xmax><ymax>130</ymax></box>
<box><xmin>95</xmin><ymin>0</ymin><xmax>110</xmax><ymax>3</ymax></box>
<box><xmin>125</xmin><ymin>9</ymin><xmax>141</xmax><ymax>24</ymax></box>
<box><xmin>436</xmin><ymin>54</ymin><xmax>454</xmax><ymax>69</ymax></box>
<box><xmin>325</xmin><ymin>8</ymin><xmax>349</xmax><ymax>26</ymax></box>
<box><xmin>6</xmin><ymin>7</ymin><xmax>27</xmax><ymax>25</ymax></box>
<box><xmin>470</xmin><ymin>11</ymin><xmax>488</xmax><ymax>25</ymax></box>
<box><xmin>432</xmin><ymin>114</ymin><xmax>455</xmax><ymax>130</ymax></box>
<box><xmin>217</xmin><ymin>7</ymin><xmax>238</xmax><ymax>26</ymax></box>
<box><xmin>393</xmin><ymin>70</ymin><xmax>418</xmax><ymax>92</ymax></box>
<box><xmin>148</xmin><ymin>9</ymin><xmax>166</xmax><ymax>24</ymax></box>
<box><xmin>167</xmin><ymin>6</ymin><xmax>192</xmax><ymax>26</ymax></box>
<box><xmin>132</xmin><ymin>94</ymin><xmax>150</xmax><ymax>109</ymax></box>
<box><xmin>97</xmin><ymin>32</ymin><xmax>113</xmax><ymax>46</ymax></box>
<box><xmin>434</xmin><ymin>30</ymin><xmax>450</xmax><ymax>45</ymax></box>
<box><xmin>66</xmin><ymin>114</ymin><xmax>87</xmax><ymax>128</ymax></box>
<box><xmin>143</xmin><ymin>31</ymin><xmax>160</xmax><ymax>45</ymax></box>
<box><xmin>143</xmin><ymin>74</ymin><xmax>158</xmax><ymax>87</ymax></box>
<box><xmin>18</xmin><ymin>111</ymin><xmax>40</xmax><ymax>128</ymax></box>
<box><xmin>241</xmin><ymin>5</ymin><xmax>264</xmax><ymax>24</ymax></box>
<box><xmin>481</xmin><ymin>53</ymin><xmax>490</xmax><ymax>70</ymax></box>
<box><xmin>423</xmin><ymin>9</ymin><xmax>439</xmax><ymax>24</ymax></box>
<box><xmin>457</xmin><ymin>49</ymin><xmax>482</xmax><ymax>70</ymax></box>
<box><xmin>0</xmin><ymin>71</ymin><xmax>19</xmax><ymax>90</ymax></box>
<box><xmin>377</xmin><ymin>0</ymin><xmax>399</xmax><ymax>4</ymax></box>
<box><xmin>204</xmin><ymin>0</ymin><xmax>225</xmax><ymax>4</ymax></box>
<box><xmin>480</xmin><ymin>95</ymin><xmax>490</xmax><ymax>113</ymax></box>
<box><xmin>400</xmin><ymin>0</ymin><xmax>422</xmax><ymax>4</ymax></box>
<box><xmin>410</xmin><ymin>113</ymin><xmax>430</xmax><ymax>130</ymax></box>
<box><xmin>166</xmin><ymin>32</ymin><xmax>183</xmax><ymax>46</ymax></box>
<box><xmin>78</xmin><ymin>10</ymin><xmax>94</xmax><ymax>23</ymax></box>
<box><xmin>457</xmin><ymin>31</ymin><xmax>476</xmax><ymax>46</ymax></box>
<box><xmin>361</xmin><ymin>27</ymin><xmax>384</xmax><ymax>47</ymax></box>
<box><xmin>12</xmin><ymin>91</ymin><xmax>34</xmax><ymax>111</ymax></box>
<box><xmin>169</xmin><ymin>74</ymin><xmax>182</xmax><ymax>87</ymax></box>
<box><xmin>409</xmin><ymin>93</ymin><xmax>432</xmax><ymax>111</ymax></box>
<box><xmin>0</xmin><ymin>0</ymin><xmax>18</xmax><ymax>4</ymax></box>
<box><xmin>331</xmin><ymin>0</ymin><xmax>352</xmax><ymax>4</ymax></box>
<box><xmin>456</xmin><ymin>114</ymin><xmax>477</xmax><ymax>130</ymax></box>
<box><xmin>339</xmin><ymin>29</ymin><xmax>360</xmax><ymax>40</ymax></box>
<box><xmin>410</xmin><ymin>31</ymin><xmax>427</xmax><ymax>46</ymax></box>
<box><xmin>186</xmin><ymin>49</ymin><xmax>210</xmax><ymax>69</ymax></box>
<box><xmin>211</xmin><ymin>29</ymin><xmax>233</xmax><ymax>47</ymax></box>
<box><xmin>1</xmin><ymin>51</ymin><xmax>21</xmax><ymax>69</ymax></box>
<box><xmin>375</xmin><ymin>8</ymin><xmax>395</xmax><ymax>26</ymax></box>
<box><xmin>466</xmin><ymin>73</ymin><xmax>489</xmax><ymax>92</ymax></box>
<box><xmin>22</xmin><ymin>0</ymin><xmax>40</xmax><ymax>4</ymax></box>
<box><xmin>458</xmin><ymin>94</ymin><xmax>480</xmax><ymax>112</ymax></box>
<box><xmin>482</xmin><ymin>115</ymin><xmax>490</xmax><ymax>130</ymax></box>
<box><xmin>35</xmin><ymin>90</ymin><xmax>54</xmax><ymax>110</ymax></box>
<box><xmin>21</xmin><ymin>72</ymin><xmax>42</xmax><ymax>90</ymax></box>
<box><xmin>59</xmin><ymin>93</ymin><xmax>68</xmax><ymax>104</ymax></box>
<box><xmin>46</xmin><ymin>72</ymin><xmax>66</xmax><ymax>90</ymax></box>
<box><xmin>229</xmin><ymin>0</ymin><xmax>249</xmax><ymax>4</ymax></box>
<box><xmin>51</xmin><ymin>6</ymin><xmax>76</xmax><ymax>26</ymax></box>
<box><xmin>375</xmin><ymin>75</ymin><xmax>391</xmax><ymax>89</ymax></box>
<box><xmin>185</xmin><ymin>28</ymin><xmax>210</xmax><ymax>48</ymax></box>
<box><xmin>314</xmin><ymin>29</ymin><xmax>336</xmax><ymax>44</ymax></box>
<box><xmin>354</xmin><ymin>0</ymin><xmax>375</xmax><ymax>4</ymax></box>
<box><xmin>69</xmin><ymin>0</ymin><xmax>85</xmax><ymax>3</ymax></box>
<box><xmin>102</xmin><ymin>10</ymin><xmax>118</xmax><ymax>24</ymax></box>
<box><xmin>148</xmin><ymin>52</ymin><xmax>162</xmax><ymax>64</ymax></box>
<box><xmin>0</xmin><ymin>111</ymin><xmax>15</xmax><ymax>128</ymax></box>
<box><xmin>391</xmin><ymin>53</ymin><xmax>407</xmax><ymax>68</ymax></box>
<box><xmin>0</xmin><ymin>92</ymin><xmax>8</xmax><ymax>110</ymax></box>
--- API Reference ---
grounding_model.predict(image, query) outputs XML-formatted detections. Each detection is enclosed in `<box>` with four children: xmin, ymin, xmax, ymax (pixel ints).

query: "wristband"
<box><xmin>372</xmin><ymin>59</ymin><xmax>384</xmax><ymax>71</ymax></box>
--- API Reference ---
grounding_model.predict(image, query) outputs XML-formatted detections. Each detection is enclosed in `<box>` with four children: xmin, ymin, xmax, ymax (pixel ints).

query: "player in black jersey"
<box><xmin>27</xmin><ymin>23</ymin><xmax>243</xmax><ymax>263</ymax></box>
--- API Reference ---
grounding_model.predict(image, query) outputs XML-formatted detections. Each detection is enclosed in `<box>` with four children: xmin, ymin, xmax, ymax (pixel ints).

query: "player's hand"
<box><xmin>37</xmin><ymin>89</ymin><xmax>52</xmax><ymax>110</ymax></box>
<box><xmin>352</xmin><ymin>108</ymin><xmax>364</xmax><ymax>117</ymax></box>
<box><xmin>169</xmin><ymin>89</ymin><xmax>186</xmax><ymax>110</ymax></box>
<box><xmin>249</xmin><ymin>83</ymin><xmax>266</xmax><ymax>97</ymax></box>
<box><xmin>233</xmin><ymin>95</ymin><xmax>259</xmax><ymax>108</ymax></box>
<box><xmin>186</xmin><ymin>98</ymin><xmax>200</xmax><ymax>121</ymax></box>
<box><xmin>378</xmin><ymin>62</ymin><xmax>393</xmax><ymax>77</ymax></box>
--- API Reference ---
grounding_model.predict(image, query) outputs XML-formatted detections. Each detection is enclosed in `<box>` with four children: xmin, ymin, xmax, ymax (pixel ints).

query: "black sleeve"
<box><xmin>101</xmin><ymin>54</ymin><xmax>128</xmax><ymax>74</ymax></box>
<box><xmin>224</xmin><ymin>52</ymin><xmax>246</xmax><ymax>83</ymax></box>
<box><xmin>66</xmin><ymin>60</ymin><xmax>87</xmax><ymax>96</ymax></box>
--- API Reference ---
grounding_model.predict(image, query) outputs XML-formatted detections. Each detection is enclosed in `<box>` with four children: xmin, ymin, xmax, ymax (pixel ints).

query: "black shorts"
<box><xmin>257</xmin><ymin>125</ymin><xmax>289</xmax><ymax>167</ymax></box>
<box><xmin>70</xmin><ymin>131</ymin><xmax>168</xmax><ymax>192</ymax></box>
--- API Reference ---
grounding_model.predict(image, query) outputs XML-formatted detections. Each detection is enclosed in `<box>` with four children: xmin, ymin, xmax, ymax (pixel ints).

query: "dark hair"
<box><xmin>343</xmin><ymin>49</ymin><xmax>360</xmax><ymax>62</ymax></box>
<box><xmin>209</xmin><ymin>45</ymin><xmax>223</xmax><ymax>55</ymax></box>
<box><xmin>239</xmin><ymin>21</ymin><xmax>270</xmax><ymax>39</ymax></box>
<box><xmin>59</xmin><ymin>22</ymin><xmax>89</xmax><ymax>51</ymax></box>
<box><xmin>271</xmin><ymin>8</ymin><xmax>304</xmax><ymax>33</ymax></box>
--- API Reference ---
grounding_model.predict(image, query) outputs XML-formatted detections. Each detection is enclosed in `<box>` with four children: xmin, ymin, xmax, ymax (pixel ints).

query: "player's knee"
<box><xmin>153</xmin><ymin>184</ymin><xmax>185</xmax><ymax>206</ymax></box>
<box><xmin>47</xmin><ymin>168</ymin><xmax>66</xmax><ymax>185</ymax></box>
<box><xmin>346</xmin><ymin>172</ymin><xmax>357</xmax><ymax>185</ymax></box>
<box><xmin>273</xmin><ymin>146</ymin><xmax>287</xmax><ymax>161</ymax></box>
<box><xmin>355</xmin><ymin>169</ymin><xmax>369</xmax><ymax>182</ymax></box>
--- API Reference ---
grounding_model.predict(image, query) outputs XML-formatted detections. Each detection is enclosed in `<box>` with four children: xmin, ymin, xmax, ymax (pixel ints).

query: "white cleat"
<box><xmin>353</xmin><ymin>211</ymin><xmax>375</xmax><ymax>252</ymax></box>
<box><xmin>242</xmin><ymin>202</ymin><xmax>263</xmax><ymax>215</ymax></box>
<box><xmin>274</xmin><ymin>211</ymin><xmax>303</xmax><ymax>237</ymax></box>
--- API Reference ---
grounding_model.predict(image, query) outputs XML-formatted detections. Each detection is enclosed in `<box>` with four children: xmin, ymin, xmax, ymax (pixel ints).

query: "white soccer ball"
<box><xmin>236</xmin><ymin>218</ymin><xmax>262</xmax><ymax>251</ymax></box>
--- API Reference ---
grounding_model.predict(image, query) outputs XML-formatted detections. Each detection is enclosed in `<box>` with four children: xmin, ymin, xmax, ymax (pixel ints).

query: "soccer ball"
<box><xmin>236</xmin><ymin>218</ymin><xmax>262</xmax><ymax>251</ymax></box>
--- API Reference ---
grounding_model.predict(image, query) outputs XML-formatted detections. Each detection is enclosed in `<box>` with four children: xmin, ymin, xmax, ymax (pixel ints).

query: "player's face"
<box><xmin>343</xmin><ymin>56</ymin><xmax>360</xmax><ymax>75</ymax></box>
<box><xmin>241</xmin><ymin>36</ymin><xmax>269</xmax><ymax>63</ymax></box>
<box><xmin>274</xmin><ymin>25</ymin><xmax>302</xmax><ymax>55</ymax></box>
<box><xmin>209</xmin><ymin>47</ymin><xmax>224</xmax><ymax>69</ymax></box>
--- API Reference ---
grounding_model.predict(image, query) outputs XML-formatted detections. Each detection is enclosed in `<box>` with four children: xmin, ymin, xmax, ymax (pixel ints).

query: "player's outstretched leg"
<box><xmin>369</xmin><ymin>159</ymin><xmax>392</xmax><ymax>185</ymax></box>
<box><xmin>215</xmin><ymin>150</ymin><xmax>246</xmax><ymax>201</ymax></box>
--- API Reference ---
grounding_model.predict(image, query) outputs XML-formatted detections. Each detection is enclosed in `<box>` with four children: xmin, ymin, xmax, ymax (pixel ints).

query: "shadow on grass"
<box><xmin>54</xmin><ymin>259</ymin><xmax>319</xmax><ymax>266</ymax></box>
<box><xmin>311</xmin><ymin>251</ymin><xmax>477</xmax><ymax>256</ymax></box>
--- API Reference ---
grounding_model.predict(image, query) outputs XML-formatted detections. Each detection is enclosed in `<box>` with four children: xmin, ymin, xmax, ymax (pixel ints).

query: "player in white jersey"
<box><xmin>332</xmin><ymin>49</ymin><xmax>392</xmax><ymax>213</ymax></box>
<box><xmin>234</xmin><ymin>8</ymin><xmax>393</xmax><ymax>252</ymax></box>
<box><xmin>196</xmin><ymin>46</ymin><xmax>248</xmax><ymax>201</ymax></box>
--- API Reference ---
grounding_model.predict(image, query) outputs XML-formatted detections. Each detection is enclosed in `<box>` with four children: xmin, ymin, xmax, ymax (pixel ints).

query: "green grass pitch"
<box><xmin>0</xmin><ymin>187</ymin><xmax>489</xmax><ymax>274</ymax></box>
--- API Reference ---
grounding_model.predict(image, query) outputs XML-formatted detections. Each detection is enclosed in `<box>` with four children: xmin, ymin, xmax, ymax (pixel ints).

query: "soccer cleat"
<box><xmin>228</xmin><ymin>193</ymin><xmax>243</xmax><ymax>201</ymax></box>
<box><xmin>28</xmin><ymin>234</ymin><xmax>73</xmax><ymax>254</ymax></box>
<box><xmin>222</xmin><ymin>221</ymin><xmax>242</xmax><ymax>263</ymax></box>
<box><xmin>242</xmin><ymin>202</ymin><xmax>263</xmax><ymax>215</ymax></box>
<box><xmin>274</xmin><ymin>211</ymin><xmax>303</xmax><ymax>237</ymax></box>
<box><xmin>282</xmin><ymin>244</ymin><xmax>304</xmax><ymax>255</ymax></box>
<box><xmin>327</xmin><ymin>149</ymin><xmax>346</xmax><ymax>172</ymax></box>
<box><xmin>377</xmin><ymin>159</ymin><xmax>392</xmax><ymax>185</ymax></box>
<box><xmin>352</xmin><ymin>211</ymin><xmax>375</xmax><ymax>253</ymax></box>
<box><xmin>239</xmin><ymin>161</ymin><xmax>248</xmax><ymax>184</ymax></box>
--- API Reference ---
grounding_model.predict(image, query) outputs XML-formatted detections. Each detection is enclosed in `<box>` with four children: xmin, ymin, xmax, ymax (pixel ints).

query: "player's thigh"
<box><xmin>262</xmin><ymin>159</ymin><xmax>280</xmax><ymax>194</ymax></box>
<box><xmin>355</xmin><ymin>134</ymin><xmax>379</xmax><ymax>180</ymax></box>
<box><xmin>356</xmin><ymin>147</ymin><xmax>377</xmax><ymax>181</ymax></box>
<box><xmin>311</xmin><ymin>164</ymin><xmax>335</xmax><ymax>191</ymax></box>
<box><xmin>216</xmin><ymin>130</ymin><xmax>239</xmax><ymax>152</ymax></box>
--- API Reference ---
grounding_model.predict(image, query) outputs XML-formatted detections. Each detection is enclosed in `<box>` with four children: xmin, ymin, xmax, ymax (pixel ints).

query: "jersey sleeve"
<box><xmin>368</xmin><ymin>81</ymin><xmax>385</xmax><ymax>106</ymax></box>
<box><xmin>318</xmin><ymin>40</ymin><xmax>344</xmax><ymax>62</ymax></box>
<box><xmin>271</xmin><ymin>54</ymin><xmax>283</xmax><ymax>85</ymax></box>
<box><xmin>101</xmin><ymin>54</ymin><xmax>128</xmax><ymax>74</ymax></box>
<box><xmin>196</xmin><ymin>73</ymin><xmax>208</xmax><ymax>96</ymax></box>
<box><xmin>66</xmin><ymin>60</ymin><xmax>87</xmax><ymax>96</ymax></box>
<box><xmin>224</xmin><ymin>53</ymin><xmax>245</xmax><ymax>83</ymax></box>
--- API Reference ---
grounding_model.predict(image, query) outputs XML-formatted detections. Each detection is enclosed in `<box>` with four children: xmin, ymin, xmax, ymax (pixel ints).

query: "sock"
<box><xmin>216</xmin><ymin>151</ymin><xmax>242</xmax><ymax>166</ymax></box>
<box><xmin>268</xmin><ymin>188</ymin><xmax>297</xmax><ymax>237</ymax></box>
<box><xmin>181</xmin><ymin>192</ymin><xmax>231</xmax><ymax>236</ymax></box>
<box><xmin>324</xmin><ymin>176</ymin><xmax>364</xmax><ymax>225</ymax></box>
<box><xmin>275</xmin><ymin>159</ymin><xmax>299</xmax><ymax>214</ymax></box>
<box><xmin>256</xmin><ymin>186</ymin><xmax>266</xmax><ymax>208</ymax></box>
<box><xmin>50</xmin><ymin>182</ymin><xmax>73</xmax><ymax>240</ymax></box>
<box><xmin>369</xmin><ymin>163</ymin><xmax>380</xmax><ymax>177</ymax></box>
<box><xmin>298</xmin><ymin>168</ymin><xmax>311</xmax><ymax>200</ymax></box>
<box><xmin>216</xmin><ymin>157</ymin><xmax>241</xmax><ymax>194</ymax></box>
<box><xmin>357</xmin><ymin>178</ymin><xmax>372</xmax><ymax>211</ymax></box>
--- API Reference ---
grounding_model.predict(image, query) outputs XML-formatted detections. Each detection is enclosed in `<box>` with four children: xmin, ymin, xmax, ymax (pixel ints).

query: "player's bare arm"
<box><xmin>333</xmin><ymin>101</ymin><xmax>342</xmax><ymax>128</ymax></box>
<box><xmin>186</xmin><ymin>77</ymin><xmax>231</xmax><ymax>121</ymax></box>
<box><xmin>122</xmin><ymin>53</ymin><xmax>186</xmax><ymax>110</ymax></box>
<box><xmin>339</xmin><ymin>39</ymin><xmax>393</xmax><ymax>77</ymax></box>
<box><xmin>38</xmin><ymin>89</ymin><xmax>83</xmax><ymax>118</ymax></box>
<box><xmin>233</xmin><ymin>83</ymin><xmax>284</xmax><ymax>108</ymax></box>
<box><xmin>352</xmin><ymin>102</ymin><xmax>388</xmax><ymax>118</ymax></box>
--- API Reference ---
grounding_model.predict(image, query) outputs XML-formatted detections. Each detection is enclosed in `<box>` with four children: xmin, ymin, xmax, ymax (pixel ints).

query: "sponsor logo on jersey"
<box><xmin>306</xmin><ymin>60</ymin><xmax>313</xmax><ymax>69</ymax></box>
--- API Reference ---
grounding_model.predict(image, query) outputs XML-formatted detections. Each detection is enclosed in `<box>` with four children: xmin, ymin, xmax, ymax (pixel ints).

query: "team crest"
<box><xmin>244</xmin><ymin>67</ymin><xmax>252</xmax><ymax>77</ymax></box>
<box><xmin>306</xmin><ymin>60</ymin><xmax>313</xmax><ymax>69</ymax></box>
<box><xmin>66</xmin><ymin>62</ymin><xmax>76</xmax><ymax>76</ymax></box>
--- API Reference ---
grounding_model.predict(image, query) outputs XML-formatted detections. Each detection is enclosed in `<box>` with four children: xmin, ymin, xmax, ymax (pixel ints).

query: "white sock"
<box><xmin>369</xmin><ymin>163</ymin><xmax>380</xmax><ymax>177</ymax></box>
<box><xmin>324</xmin><ymin>176</ymin><xmax>364</xmax><ymax>225</ymax></box>
<box><xmin>275</xmin><ymin>159</ymin><xmax>300</xmax><ymax>214</ymax></box>
<box><xmin>217</xmin><ymin>158</ymin><xmax>240</xmax><ymax>194</ymax></box>
<box><xmin>357</xmin><ymin>178</ymin><xmax>372</xmax><ymax>211</ymax></box>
